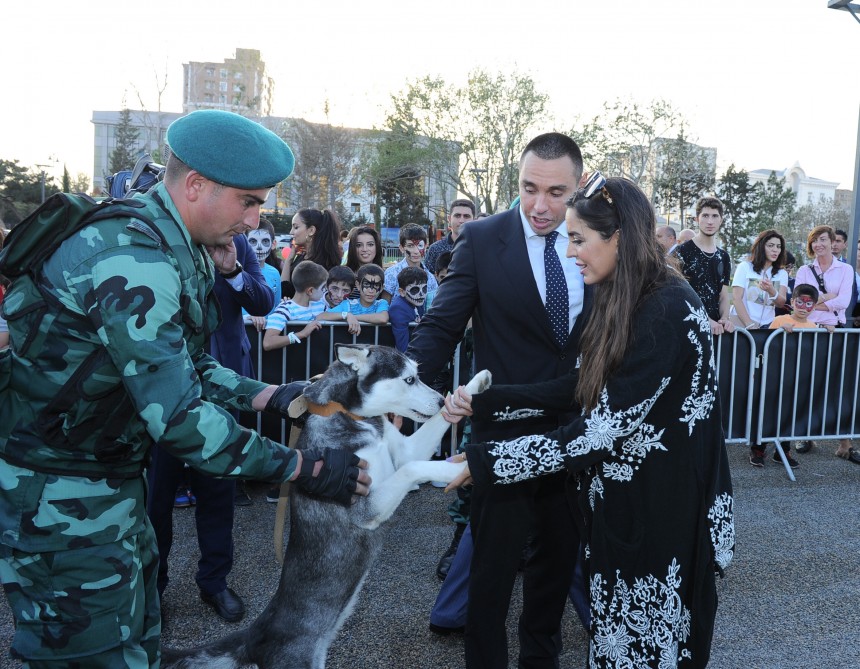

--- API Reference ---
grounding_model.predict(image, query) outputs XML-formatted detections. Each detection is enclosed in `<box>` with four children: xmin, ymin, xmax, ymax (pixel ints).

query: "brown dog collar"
<box><xmin>306</xmin><ymin>400</ymin><xmax>364</xmax><ymax>421</ymax></box>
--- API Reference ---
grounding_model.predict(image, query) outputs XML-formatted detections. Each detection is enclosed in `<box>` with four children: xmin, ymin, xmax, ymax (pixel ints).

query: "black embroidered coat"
<box><xmin>467</xmin><ymin>276</ymin><xmax>735</xmax><ymax>669</ymax></box>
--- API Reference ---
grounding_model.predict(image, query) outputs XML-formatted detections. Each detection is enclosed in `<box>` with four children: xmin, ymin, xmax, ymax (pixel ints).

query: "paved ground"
<box><xmin>1</xmin><ymin>440</ymin><xmax>859</xmax><ymax>668</ymax></box>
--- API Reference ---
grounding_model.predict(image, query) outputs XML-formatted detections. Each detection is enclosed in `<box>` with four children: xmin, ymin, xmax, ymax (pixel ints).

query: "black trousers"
<box><xmin>146</xmin><ymin>445</ymin><xmax>235</xmax><ymax>597</ymax></box>
<box><xmin>466</xmin><ymin>471</ymin><xmax>579</xmax><ymax>669</ymax></box>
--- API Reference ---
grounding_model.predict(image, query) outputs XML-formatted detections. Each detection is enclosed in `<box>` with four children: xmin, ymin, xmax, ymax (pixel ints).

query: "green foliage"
<box><xmin>716</xmin><ymin>165</ymin><xmax>761</xmax><ymax>259</ymax></box>
<box><xmin>653</xmin><ymin>130</ymin><xmax>715</xmax><ymax>226</ymax></box>
<box><xmin>0</xmin><ymin>159</ymin><xmax>59</xmax><ymax>227</ymax></box>
<box><xmin>570</xmin><ymin>98</ymin><xmax>685</xmax><ymax>190</ymax></box>
<box><xmin>62</xmin><ymin>165</ymin><xmax>72</xmax><ymax>193</ymax></box>
<box><xmin>752</xmin><ymin>171</ymin><xmax>797</xmax><ymax>231</ymax></box>
<box><xmin>375</xmin><ymin>69</ymin><xmax>550</xmax><ymax>216</ymax></box>
<box><xmin>109</xmin><ymin>108</ymin><xmax>140</xmax><ymax>174</ymax></box>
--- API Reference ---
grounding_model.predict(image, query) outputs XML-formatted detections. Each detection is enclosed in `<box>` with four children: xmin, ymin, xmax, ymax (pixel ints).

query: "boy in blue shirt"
<box><xmin>389</xmin><ymin>266</ymin><xmax>428</xmax><ymax>352</ymax></box>
<box><xmin>262</xmin><ymin>261</ymin><xmax>326</xmax><ymax>351</ymax></box>
<box><xmin>318</xmin><ymin>263</ymin><xmax>389</xmax><ymax>336</ymax></box>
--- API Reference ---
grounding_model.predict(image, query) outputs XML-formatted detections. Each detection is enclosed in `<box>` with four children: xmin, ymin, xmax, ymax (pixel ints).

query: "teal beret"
<box><xmin>166</xmin><ymin>110</ymin><xmax>294</xmax><ymax>189</ymax></box>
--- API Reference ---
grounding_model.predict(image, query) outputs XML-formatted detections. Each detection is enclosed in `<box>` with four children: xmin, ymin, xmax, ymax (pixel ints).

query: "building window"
<box><xmin>233</xmin><ymin>84</ymin><xmax>243</xmax><ymax>93</ymax></box>
<box><xmin>220</xmin><ymin>81</ymin><xmax>228</xmax><ymax>92</ymax></box>
<box><xmin>220</xmin><ymin>68</ymin><xmax>228</xmax><ymax>79</ymax></box>
<box><xmin>205</xmin><ymin>67</ymin><xmax>215</xmax><ymax>76</ymax></box>
<box><xmin>205</xmin><ymin>81</ymin><xmax>213</xmax><ymax>90</ymax></box>
<box><xmin>234</xmin><ymin>71</ymin><xmax>243</xmax><ymax>79</ymax></box>
<box><xmin>351</xmin><ymin>203</ymin><xmax>361</xmax><ymax>213</ymax></box>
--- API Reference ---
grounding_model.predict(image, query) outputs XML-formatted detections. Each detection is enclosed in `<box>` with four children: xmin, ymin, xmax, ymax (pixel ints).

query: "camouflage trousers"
<box><xmin>0</xmin><ymin>525</ymin><xmax>161</xmax><ymax>668</ymax></box>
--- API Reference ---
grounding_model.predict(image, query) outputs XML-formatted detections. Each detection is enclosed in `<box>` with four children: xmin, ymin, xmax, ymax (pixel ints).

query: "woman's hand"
<box><xmin>444</xmin><ymin>453</ymin><xmax>472</xmax><ymax>492</ymax></box>
<box><xmin>442</xmin><ymin>386</ymin><xmax>474</xmax><ymax>424</ymax></box>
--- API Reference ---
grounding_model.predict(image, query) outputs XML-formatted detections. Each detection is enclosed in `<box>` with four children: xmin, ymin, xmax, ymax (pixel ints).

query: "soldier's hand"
<box><xmin>264</xmin><ymin>381</ymin><xmax>311</xmax><ymax>417</ymax></box>
<box><xmin>292</xmin><ymin>448</ymin><xmax>371</xmax><ymax>506</ymax></box>
<box><xmin>206</xmin><ymin>241</ymin><xmax>239</xmax><ymax>275</ymax></box>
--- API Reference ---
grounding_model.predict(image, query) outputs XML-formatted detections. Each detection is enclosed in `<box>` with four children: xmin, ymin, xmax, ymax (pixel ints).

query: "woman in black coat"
<box><xmin>444</xmin><ymin>174</ymin><xmax>735</xmax><ymax>669</ymax></box>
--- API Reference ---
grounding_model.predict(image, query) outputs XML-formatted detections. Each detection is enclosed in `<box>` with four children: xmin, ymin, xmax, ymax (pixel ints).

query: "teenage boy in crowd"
<box><xmin>382</xmin><ymin>224</ymin><xmax>438</xmax><ymax>302</ymax></box>
<box><xmin>673</xmin><ymin>197</ymin><xmax>735</xmax><ymax>335</ymax></box>
<box><xmin>425</xmin><ymin>199</ymin><xmax>475</xmax><ymax>273</ymax></box>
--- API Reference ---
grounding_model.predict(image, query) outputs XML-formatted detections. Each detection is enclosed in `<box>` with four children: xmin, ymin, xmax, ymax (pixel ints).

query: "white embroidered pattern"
<box><xmin>589</xmin><ymin>559</ymin><xmax>692</xmax><ymax>669</ymax></box>
<box><xmin>487</xmin><ymin>435</ymin><xmax>565</xmax><ymax>484</ymax></box>
<box><xmin>491</xmin><ymin>406</ymin><xmax>546</xmax><ymax>421</ymax></box>
<box><xmin>707</xmin><ymin>492</ymin><xmax>735</xmax><ymax>571</ymax></box>
<box><xmin>588</xmin><ymin>475</ymin><xmax>605</xmax><ymax>510</ymax></box>
<box><xmin>680</xmin><ymin>302</ymin><xmax>716</xmax><ymax>434</ymax></box>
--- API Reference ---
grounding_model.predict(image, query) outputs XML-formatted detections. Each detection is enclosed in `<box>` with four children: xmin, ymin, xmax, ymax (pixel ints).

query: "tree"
<box><xmin>376</xmin><ymin>167</ymin><xmax>430</xmax><ymax>229</ymax></box>
<box><xmin>62</xmin><ymin>165</ymin><xmax>72</xmax><ymax>193</ymax></box>
<box><xmin>788</xmin><ymin>198</ymin><xmax>851</xmax><ymax>259</ymax></box>
<box><xmin>652</xmin><ymin>130</ymin><xmax>715</xmax><ymax>228</ymax></box>
<box><xmin>570</xmin><ymin>98</ymin><xmax>685</xmax><ymax>194</ymax></box>
<box><xmin>377</xmin><ymin>69</ymin><xmax>550</xmax><ymax>215</ymax></box>
<box><xmin>752</xmin><ymin>171</ymin><xmax>797</xmax><ymax>232</ymax></box>
<box><xmin>109</xmin><ymin>107</ymin><xmax>140</xmax><ymax>174</ymax></box>
<box><xmin>0</xmin><ymin>159</ymin><xmax>59</xmax><ymax>226</ymax></box>
<box><xmin>716</xmin><ymin>165</ymin><xmax>761</xmax><ymax>259</ymax></box>
<box><xmin>283</xmin><ymin>102</ymin><xmax>365</xmax><ymax>210</ymax></box>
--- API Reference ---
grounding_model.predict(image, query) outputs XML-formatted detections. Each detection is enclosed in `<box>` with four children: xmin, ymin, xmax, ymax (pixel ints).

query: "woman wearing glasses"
<box><xmin>443</xmin><ymin>175</ymin><xmax>734</xmax><ymax>669</ymax></box>
<box><xmin>729</xmin><ymin>229</ymin><xmax>789</xmax><ymax>329</ymax></box>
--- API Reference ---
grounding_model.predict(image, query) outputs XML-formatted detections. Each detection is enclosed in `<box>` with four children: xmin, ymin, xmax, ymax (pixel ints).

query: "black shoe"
<box><xmin>796</xmin><ymin>440</ymin><xmax>814</xmax><ymax>454</ymax></box>
<box><xmin>749</xmin><ymin>450</ymin><xmax>765</xmax><ymax>468</ymax></box>
<box><xmin>234</xmin><ymin>482</ymin><xmax>252</xmax><ymax>506</ymax></box>
<box><xmin>772</xmin><ymin>450</ymin><xmax>799</xmax><ymax>468</ymax></box>
<box><xmin>429</xmin><ymin>622</ymin><xmax>465</xmax><ymax>636</ymax></box>
<box><xmin>436</xmin><ymin>524</ymin><xmax>466</xmax><ymax>581</ymax></box>
<box><xmin>200</xmin><ymin>587</ymin><xmax>245</xmax><ymax>622</ymax></box>
<box><xmin>266</xmin><ymin>485</ymin><xmax>281</xmax><ymax>503</ymax></box>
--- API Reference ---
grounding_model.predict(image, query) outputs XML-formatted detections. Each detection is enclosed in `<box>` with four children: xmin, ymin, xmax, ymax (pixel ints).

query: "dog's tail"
<box><xmin>160</xmin><ymin>630</ymin><xmax>249</xmax><ymax>669</ymax></box>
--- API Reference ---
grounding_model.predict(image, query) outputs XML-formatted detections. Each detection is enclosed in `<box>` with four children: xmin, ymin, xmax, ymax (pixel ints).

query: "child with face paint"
<box><xmin>244</xmin><ymin>223</ymin><xmax>282</xmax><ymax>330</ymax></box>
<box><xmin>316</xmin><ymin>264</ymin><xmax>390</xmax><ymax>335</ymax></box>
<box><xmin>389</xmin><ymin>267</ymin><xmax>429</xmax><ymax>352</ymax></box>
<box><xmin>382</xmin><ymin>223</ymin><xmax>438</xmax><ymax>302</ymax></box>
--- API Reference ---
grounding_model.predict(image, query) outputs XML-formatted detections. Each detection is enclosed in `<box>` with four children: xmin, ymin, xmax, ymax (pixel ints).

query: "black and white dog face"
<box><xmin>304</xmin><ymin>344</ymin><xmax>443</xmax><ymax>422</ymax></box>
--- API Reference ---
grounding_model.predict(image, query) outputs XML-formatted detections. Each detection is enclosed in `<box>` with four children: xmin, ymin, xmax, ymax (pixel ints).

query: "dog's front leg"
<box><xmin>359</xmin><ymin>460</ymin><xmax>467</xmax><ymax>530</ymax></box>
<box><xmin>395</xmin><ymin>370</ymin><xmax>492</xmax><ymax>467</ymax></box>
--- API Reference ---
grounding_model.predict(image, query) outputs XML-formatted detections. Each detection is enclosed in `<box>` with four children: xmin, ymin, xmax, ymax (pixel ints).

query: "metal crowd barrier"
<box><xmin>243</xmin><ymin>322</ymin><xmax>860</xmax><ymax>482</ymax></box>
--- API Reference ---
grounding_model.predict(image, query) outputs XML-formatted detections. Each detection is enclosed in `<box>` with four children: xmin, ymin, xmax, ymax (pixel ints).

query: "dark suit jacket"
<box><xmin>208</xmin><ymin>234</ymin><xmax>275</xmax><ymax>377</ymax></box>
<box><xmin>407</xmin><ymin>207</ymin><xmax>592</xmax><ymax>442</ymax></box>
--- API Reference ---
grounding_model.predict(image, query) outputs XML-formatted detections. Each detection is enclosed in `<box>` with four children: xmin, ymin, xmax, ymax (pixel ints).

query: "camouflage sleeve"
<box><xmin>82</xmin><ymin>239</ymin><xmax>297</xmax><ymax>482</ymax></box>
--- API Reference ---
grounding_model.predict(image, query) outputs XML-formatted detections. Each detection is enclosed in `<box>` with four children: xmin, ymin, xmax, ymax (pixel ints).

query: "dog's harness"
<box><xmin>306</xmin><ymin>401</ymin><xmax>364</xmax><ymax>422</ymax></box>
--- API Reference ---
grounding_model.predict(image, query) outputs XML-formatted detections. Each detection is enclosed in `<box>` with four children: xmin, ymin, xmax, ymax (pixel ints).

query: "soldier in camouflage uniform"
<box><xmin>0</xmin><ymin>110</ymin><xmax>370</xmax><ymax>668</ymax></box>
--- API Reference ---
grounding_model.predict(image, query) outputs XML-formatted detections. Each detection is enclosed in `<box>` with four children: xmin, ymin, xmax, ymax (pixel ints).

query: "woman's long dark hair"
<box><xmin>749</xmin><ymin>229</ymin><xmax>786</xmax><ymax>274</ymax></box>
<box><xmin>574</xmin><ymin>177</ymin><xmax>678</xmax><ymax>411</ymax></box>
<box><xmin>345</xmin><ymin>225</ymin><xmax>383</xmax><ymax>271</ymax></box>
<box><xmin>299</xmin><ymin>208</ymin><xmax>342</xmax><ymax>271</ymax></box>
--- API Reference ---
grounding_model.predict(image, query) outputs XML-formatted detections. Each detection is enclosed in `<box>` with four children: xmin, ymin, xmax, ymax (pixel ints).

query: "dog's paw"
<box><xmin>465</xmin><ymin>369</ymin><xmax>492</xmax><ymax>395</ymax></box>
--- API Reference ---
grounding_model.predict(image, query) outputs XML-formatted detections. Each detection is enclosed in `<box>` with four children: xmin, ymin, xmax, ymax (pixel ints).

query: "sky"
<box><xmin>3</xmin><ymin>0</ymin><xmax>859</xmax><ymax>191</ymax></box>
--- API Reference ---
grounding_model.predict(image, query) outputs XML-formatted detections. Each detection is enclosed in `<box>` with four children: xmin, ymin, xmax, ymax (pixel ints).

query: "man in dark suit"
<box><xmin>408</xmin><ymin>133</ymin><xmax>590</xmax><ymax>669</ymax></box>
<box><xmin>147</xmin><ymin>233</ymin><xmax>274</xmax><ymax>622</ymax></box>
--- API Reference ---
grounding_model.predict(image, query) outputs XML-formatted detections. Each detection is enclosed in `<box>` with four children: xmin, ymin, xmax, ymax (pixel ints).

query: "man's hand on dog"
<box><xmin>291</xmin><ymin>448</ymin><xmax>371</xmax><ymax>506</ymax></box>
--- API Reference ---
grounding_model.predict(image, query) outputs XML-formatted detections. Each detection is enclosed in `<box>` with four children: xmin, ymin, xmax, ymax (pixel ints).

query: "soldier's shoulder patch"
<box><xmin>125</xmin><ymin>219</ymin><xmax>164</xmax><ymax>249</ymax></box>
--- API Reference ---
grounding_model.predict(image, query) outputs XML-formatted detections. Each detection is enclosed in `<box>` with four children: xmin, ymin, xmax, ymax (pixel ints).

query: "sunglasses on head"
<box><xmin>571</xmin><ymin>171</ymin><xmax>614</xmax><ymax>206</ymax></box>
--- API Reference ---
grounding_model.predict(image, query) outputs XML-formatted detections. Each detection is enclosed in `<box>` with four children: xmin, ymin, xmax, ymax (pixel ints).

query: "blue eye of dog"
<box><xmin>404</xmin><ymin>376</ymin><xmax>415</xmax><ymax>385</ymax></box>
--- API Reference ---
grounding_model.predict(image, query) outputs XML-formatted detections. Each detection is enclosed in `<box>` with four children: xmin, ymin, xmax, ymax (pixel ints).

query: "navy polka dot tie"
<box><xmin>543</xmin><ymin>230</ymin><xmax>569</xmax><ymax>346</ymax></box>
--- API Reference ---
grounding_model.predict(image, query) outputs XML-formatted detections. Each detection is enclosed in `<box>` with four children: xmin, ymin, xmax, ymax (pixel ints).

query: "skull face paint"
<box><xmin>403</xmin><ymin>281</ymin><xmax>428</xmax><ymax>307</ymax></box>
<box><xmin>248</xmin><ymin>229</ymin><xmax>273</xmax><ymax>265</ymax></box>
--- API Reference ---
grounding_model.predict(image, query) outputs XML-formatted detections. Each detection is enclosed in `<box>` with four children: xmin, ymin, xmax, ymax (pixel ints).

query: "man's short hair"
<box><xmin>291</xmin><ymin>261</ymin><xmax>328</xmax><ymax>293</ymax></box>
<box><xmin>399</xmin><ymin>223</ymin><xmax>427</xmax><ymax>246</ymax></box>
<box><xmin>357</xmin><ymin>263</ymin><xmax>385</xmax><ymax>283</ymax></box>
<box><xmin>658</xmin><ymin>225</ymin><xmax>676</xmax><ymax>240</ymax></box>
<box><xmin>695</xmin><ymin>197</ymin><xmax>724</xmax><ymax>218</ymax></box>
<box><xmin>435</xmin><ymin>250</ymin><xmax>453</xmax><ymax>273</ymax></box>
<box><xmin>449</xmin><ymin>199</ymin><xmax>475</xmax><ymax>215</ymax></box>
<box><xmin>793</xmin><ymin>283</ymin><xmax>819</xmax><ymax>303</ymax></box>
<box><xmin>519</xmin><ymin>133</ymin><xmax>583</xmax><ymax>179</ymax></box>
<box><xmin>327</xmin><ymin>265</ymin><xmax>355</xmax><ymax>287</ymax></box>
<box><xmin>835</xmin><ymin>229</ymin><xmax>848</xmax><ymax>242</ymax></box>
<box><xmin>397</xmin><ymin>266</ymin><xmax>428</xmax><ymax>289</ymax></box>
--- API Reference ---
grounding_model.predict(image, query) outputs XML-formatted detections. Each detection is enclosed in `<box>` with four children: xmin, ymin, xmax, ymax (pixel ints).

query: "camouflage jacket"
<box><xmin>0</xmin><ymin>183</ymin><xmax>297</xmax><ymax>552</ymax></box>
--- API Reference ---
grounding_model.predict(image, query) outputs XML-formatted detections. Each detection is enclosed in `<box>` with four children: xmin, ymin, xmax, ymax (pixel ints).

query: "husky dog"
<box><xmin>162</xmin><ymin>344</ymin><xmax>491</xmax><ymax>669</ymax></box>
